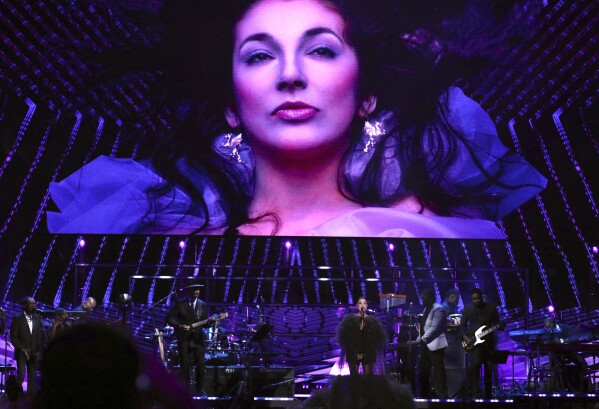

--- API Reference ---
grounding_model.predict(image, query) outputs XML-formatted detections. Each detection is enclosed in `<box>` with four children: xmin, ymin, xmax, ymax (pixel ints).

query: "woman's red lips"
<box><xmin>273</xmin><ymin>102</ymin><xmax>318</xmax><ymax>120</ymax></box>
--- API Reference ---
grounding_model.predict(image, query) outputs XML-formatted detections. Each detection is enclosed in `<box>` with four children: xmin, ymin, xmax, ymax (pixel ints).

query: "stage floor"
<box><xmin>191</xmin><ymin>393</ymin><xmax>599</xmax><ymax>409</ymax></box>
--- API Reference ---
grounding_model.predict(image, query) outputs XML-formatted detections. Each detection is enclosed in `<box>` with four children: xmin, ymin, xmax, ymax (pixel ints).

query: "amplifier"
<box><xmin>204</xmin><ymin>366</ymin><xmax>295</xmax><ymax>398</ymax></box>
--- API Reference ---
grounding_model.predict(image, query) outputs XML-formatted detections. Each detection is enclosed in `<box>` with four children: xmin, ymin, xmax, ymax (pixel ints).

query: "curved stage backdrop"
<box><xmin>0</xmin><ymin>0</ymin><xmax>598</xmax><ymax>399</ymax></box>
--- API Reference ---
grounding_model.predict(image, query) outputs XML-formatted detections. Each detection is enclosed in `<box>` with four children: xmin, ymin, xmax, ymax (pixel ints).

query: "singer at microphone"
<box><xmin>336</xmin><ymin>296</ymin><xmax>387</xmax><ymax>377</ymax></box>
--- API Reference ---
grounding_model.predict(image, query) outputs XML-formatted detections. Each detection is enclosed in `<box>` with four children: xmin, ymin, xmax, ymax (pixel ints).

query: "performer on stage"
<box><xmin>460</xmin><ymin>288</ymin><xmax>502</xmax><ymax>399</ymax></box>
<box><xmin>46</xmin><ymin>308</ymin><xmax>70</xmax><ymax>341</ymax></box>
<box><xmin>166</xmin><ymin>284</ymin><xmax>215</xmax><ymax>393</ymax></box>
<box><xmin>337</xmin><ymin>297</ymin><xmax>387</xmax><ymax>376</ymax></box>
<box><xmin>415</xmin><ymin>288</ymin><xmax>448</xmax><ymax>398</ymax></box>
<box><xmin>10</xmin><ymin>296</ymin><xmax>43</xmax><ymax>394</ymax></box>
<box><xmin>74</xmin><ymin>297</ymin><xmax>96</xmax><ymax>314</ymax></box>
<box><xmin>442</xmin><ymin>289</ymin><xmax>462</xmax><ymax>340</ymax></box>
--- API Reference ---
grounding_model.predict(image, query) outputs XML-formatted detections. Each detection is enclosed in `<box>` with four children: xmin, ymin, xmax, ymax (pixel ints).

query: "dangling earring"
<box><xmin>363</xmin><ymin>119</ymin><xmax>384</xmax><ymax>153</ymax></box>
<box><xmin>222</xmin><ymin>133</ymin><xmax>243</xmax><ymax>162</ymax></box>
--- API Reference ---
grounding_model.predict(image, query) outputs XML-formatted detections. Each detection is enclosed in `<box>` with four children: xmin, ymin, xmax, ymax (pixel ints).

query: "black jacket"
<box><xmin>10</xmin><ymin>312</ymin><xmax>44</xmax><ymax>359</ymax></box>
<box><xmin>166</xmin><ymin>298</ymin><xmax>210</xmax><ymax>343</ymax></box>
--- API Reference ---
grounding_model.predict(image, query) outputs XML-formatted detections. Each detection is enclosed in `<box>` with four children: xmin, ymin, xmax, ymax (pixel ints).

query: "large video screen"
<box><xmin>0</xmin><ymin>0</ymin><xmax>595</xmax><ymax>241</ymax></box>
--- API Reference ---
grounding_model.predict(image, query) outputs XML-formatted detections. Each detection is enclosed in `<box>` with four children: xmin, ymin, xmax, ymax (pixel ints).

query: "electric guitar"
<box><xmin>462</xmin><ymin>322</ymin><xmax>505</xmax><ymax>352</ymax></box>
<box><xmin>190</xmin><ymin>312</ymin><xmax>228</xmax><ymax>330</ymax></box>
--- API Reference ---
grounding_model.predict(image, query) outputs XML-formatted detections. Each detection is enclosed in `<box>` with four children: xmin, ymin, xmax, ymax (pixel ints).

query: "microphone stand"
<box><xmin>141</xmin><ymin>290</ymin><xmax>178</xmax><ymax>315</ymax></box>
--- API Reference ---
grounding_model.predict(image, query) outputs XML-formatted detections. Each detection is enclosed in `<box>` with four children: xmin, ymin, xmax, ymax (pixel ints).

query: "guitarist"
<box><xmin>166</xmin><ymin>284</ymin><xmax>215</xmax><ymax>394</ymax></box>
<box><xmin>460</xmin><ymin>288</ymin><xmax>501</xmax><ymax>399</ymax></box>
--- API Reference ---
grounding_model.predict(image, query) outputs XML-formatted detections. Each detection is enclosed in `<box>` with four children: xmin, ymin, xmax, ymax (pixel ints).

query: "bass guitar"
<box><xmin>462</xmin><ymin>322</ymin><xmax>505</xmax><ymax>352</ymax></box>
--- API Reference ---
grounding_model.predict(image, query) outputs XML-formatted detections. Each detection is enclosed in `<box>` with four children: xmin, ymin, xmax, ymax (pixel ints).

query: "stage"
<box><xmin>188</xmin><ymin>394</ymin><xmax>599</xmax><ymax>409</ymax></box>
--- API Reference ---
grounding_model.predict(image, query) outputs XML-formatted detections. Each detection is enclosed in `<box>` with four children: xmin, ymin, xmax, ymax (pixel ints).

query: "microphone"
<box><xmin>360</xmin><ymin>308</ymin><xmax>375</xmax><ymax>314</ymax></box>
<box><xmin>35</xmin><ymin>308</ymin><xmax>46</xmax><ymax>315</ymax></box>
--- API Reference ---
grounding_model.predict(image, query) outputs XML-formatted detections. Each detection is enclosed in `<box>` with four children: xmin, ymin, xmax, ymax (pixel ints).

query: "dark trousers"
<box><xmin>16</xmin><ymin>355</ymin><xmax>37</xmax><ymax>393</ymax></box>
<box><xmin>177</xmin><ymin>337</ymin><xmax>206</xmax><ymax>393</ymax></box>
<box><xmin>469</xmin><ymin>345</ymin><xmax>495</xmax><ymax>398</ymax></box>
<box><xmin>419</xmin><ymin>346</ymin><xmax>448</xmax><ymax>398</ymax></box>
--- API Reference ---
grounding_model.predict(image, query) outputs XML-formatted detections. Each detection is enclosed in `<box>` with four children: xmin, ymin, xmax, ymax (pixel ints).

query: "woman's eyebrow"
<box><xmin>238</xmin><ymin>32</ymin><xmax>275</xmax><ymax>51</ymax></box>
<box><xmin>238</xmin><ymin>27</ymin><xmax>344</xmax><ymax>51</ymax></box>
<box><xmin>302</xmin><ymin>27</ymin><xmax>343</xmax><ymax>44</ymax></box>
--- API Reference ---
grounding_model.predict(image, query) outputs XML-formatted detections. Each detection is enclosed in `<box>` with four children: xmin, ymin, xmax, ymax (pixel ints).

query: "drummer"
<box><xmin>441</xmin><ymin>289</ymin><xmax>462</xmax><ymax>339</ymax></box>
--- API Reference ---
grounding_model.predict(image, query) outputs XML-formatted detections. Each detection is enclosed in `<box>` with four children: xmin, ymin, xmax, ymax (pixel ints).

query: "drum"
<box><xmin>166</xmin><ymin>341</ymin><xmax>179</xmax><ymax>369</ymax></box>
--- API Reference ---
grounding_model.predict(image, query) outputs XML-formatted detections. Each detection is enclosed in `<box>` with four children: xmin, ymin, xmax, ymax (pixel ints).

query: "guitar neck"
<box><xmin>480</xmin><ymin>323</ymin><xmax>501</xmax><ymax>337</ymax></box>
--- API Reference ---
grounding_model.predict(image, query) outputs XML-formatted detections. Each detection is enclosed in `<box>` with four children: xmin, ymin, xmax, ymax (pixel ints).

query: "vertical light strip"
<box><xmin>237</xmin><ymin>237</ymin><xmax>257</xmax><ymax>304</ymax></box>
<box><xmin>32</xmin><ymin>235</ymin><xmax>58</xmax><ymax>298</ymax></box>
<box><xmin>291</xmin><ymin>241</ymin><xmax>309</xmax><ymax>304</ymax></box>
<box><xmin>0</xmin><ymin>96</ymin><xmax>36</xmax><ymax>180</ymax></box>
<box><xmin>52</xmin><ymin>237</ymin><xmax>83</xmax><ymax>306</ymax></box>
<box><xmin>269</xmin><ymin>241</ymin><xmax>284</xmax><ymax>304</ymax></box>
<box><xmin>101</xmin><ymin>236</ymin><xmax>131</xmax><ymax>306</ymax></box>
<box><xmin>255</xmin><ymin>238</ymin><xmax>271</xmax><ymax>304</ymax></box>
<box><xmin>370</xmin><ymin>240</ymin><xmax>382</xmax><ymax>295</ymax></box>
<box><xmin>351</xmin><ymin>239</ymin><xmax>366</xmax><ymax>300</ymax></box>
<box><xmin>505</xmin><ymin>119</ymin><xmax>553</xmax><ymax>306</ymax></box>
<box><xmin>481</xmin><ymin>242</ymin><xmax>507</xmax><ymax>307</ymax></box>
<box><xmin>552</xmin><ymin>107</ymin><xmax>598</xmax><ymax>218</ymax></box>
<box><xmin>335</xmin><ymin>239</ymin><xmax>352</xmax><ymax>304</ymax></box>
<box><xmin>307</xmin><ymin>240</ymin><xmax>321</xmax><ymax>304</ymax></box>
<box><xmin>0</xmin><ymin>98</ymin><xmax>37</xmax><ymax>233</ymax></box>
<box><xmin>496</xmin><ymin>224</ymin><xmax>534</xmax><ymax>313</ymax></box>
<box><xmin>82</xmin><ymin>116</ymin><xmax>104</xmax><ymax>164</ymax></box>
<box><xmin>3</xmin><ymin>111</ymin><xmax>82</xmax><ymax>299</ymax></box>
<box><xmin>419</xmin><ymin>240</ymin><xmax>440</xmax><ymax>300</ymax></box>
<box><xmin>82</xmin><ymin>236</ymin><xmax>109</xmax><ymax>302</ymax></box>
<box><xmin>1</xmin><ymin>108</ymin><xmax>58</xmax><ymax>234</ymax></box>
<box><xmin>401</xmin><ymin>241</ymin><xmax>418</xmax><ymax>302</ymax></box>
<box><xmin>320</xmin><ymin>239</ymin><xmax>338</xmax><ymax>304</ymax></box>
<box><xmin>132</xmin><ymin>236</ymin><xmax>152</xmax><ymax>298</ymax></box>
<box><xmin>223</xmin><ymin>238</ymin><xmax>241</xmax><ymax>303</ymax></box>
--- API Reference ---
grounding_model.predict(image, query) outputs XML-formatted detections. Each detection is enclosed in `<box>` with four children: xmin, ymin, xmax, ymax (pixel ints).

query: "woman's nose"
<box><xmin>276</xmin><ymin>55</ymin><xmax>306</xmax><ymax>91</ymax></box>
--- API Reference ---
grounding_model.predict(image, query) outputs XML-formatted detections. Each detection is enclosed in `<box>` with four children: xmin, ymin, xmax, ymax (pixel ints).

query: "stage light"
<box><xmin>547</xmin><ymin>305</ymin><xmax>555</xmax><ymax>313</ymax></box>
<box><xmin>117</xmin><ymin>293</ymin><xmax>132</xmax><ymax>308</ymax></box>
<box><xmin>178</xmin><ymin>240</ymin><xmax>186</xmax><ymax>249</ymax></box>
<box><xmin>592</xmin><ymin>245</ymin><xmax>599</xmax><ymax>254</ymax></box>
<box><xmin>285</xmin><ymin>241</ymin><xmax>292</xmax><ymax>249</ymax></box>
<box><xmin>78</xmin><ymin>239</ymin><xmax>86</xmax><ymax>248</ymax></box>
<box><xmin>388</xmin><ymin>243</ymin><xmax>395</xmax><ymax>251</ymax></box>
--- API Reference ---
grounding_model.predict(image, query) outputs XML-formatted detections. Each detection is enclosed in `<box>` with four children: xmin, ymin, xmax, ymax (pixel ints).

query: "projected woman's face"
<box><xmin>229</xmin><ymin>0</ymin><xmax>361</xmax><ymax>159</ymax></box>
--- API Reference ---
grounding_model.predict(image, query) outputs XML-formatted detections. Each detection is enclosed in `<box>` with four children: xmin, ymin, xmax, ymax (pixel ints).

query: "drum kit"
<box><xmin>147</xmin><ymin>319</ymin><xmax>276</xmax><ymax>370</ymax></box>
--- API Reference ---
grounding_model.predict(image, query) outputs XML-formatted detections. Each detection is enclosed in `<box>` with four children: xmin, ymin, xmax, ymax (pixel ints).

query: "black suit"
<box><xmin>460</xmin><ymin>302</ymin><xmax>500</xmax><ymax>398</ymax></box>
<box><xmin>166</xmin><ymin>297</ymin><xmax>210</xmax><ymax>392</ymax></box>
<box><xmin>10</xmin><ymin>312</ymin><xmax>43</xmax><ymax>393</ymax></box>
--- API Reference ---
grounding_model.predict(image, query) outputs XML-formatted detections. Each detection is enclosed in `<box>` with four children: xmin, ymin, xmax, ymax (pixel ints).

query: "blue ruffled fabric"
<box><xmin>346</xmin><ymin>87</ymin><xmax>547</xmax><ymax>219</ymax></box>
<box><xmin>47</xmin><ymin>87</ymin><xmax>546</xmax><ymax>235</ymax></box>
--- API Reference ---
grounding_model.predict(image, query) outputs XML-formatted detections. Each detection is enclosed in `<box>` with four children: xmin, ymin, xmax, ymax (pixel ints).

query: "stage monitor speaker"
<box><xmin>204</xmin><ymin>366</ymin><xmax>295</xmax><ymax>398</ymax></box>
<box><xmin>446</xmin><ymin>368</ymin><xmax>466</xmax><ymax>398</ymax></box>
<box><xmin>444</xmin><ymin>337</ymin><xmax>465</xmax><ymax>369</ymax></box>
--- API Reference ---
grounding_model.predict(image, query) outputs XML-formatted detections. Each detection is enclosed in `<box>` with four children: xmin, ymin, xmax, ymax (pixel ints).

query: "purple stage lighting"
<box><xmin>285</xmin><ymin>241</ymin><xmax>292</xmax><ymax>249</ymax></box>
<box><xmin>388</xmin><ymin>243</ymin><xmax>395</xmax><ymax>251</ymax></box>
<box><xmin>592</xmin><ymin>246</ymin><xmax>599</xmax><ymax>254</ymax></box>
<box><xmin>179</xmin><ymin>240</ymin><xmax>186</xmax><ymax>249</ymax></box>
<box><xmin>78</xmin><ymin>239</ymin><xmax>86</xmax><ymax>248</ymax></box>
<box><xmin>547</xmin><ymin>305</ymin><xmax>555</xmax><ymax>313</ymax></box>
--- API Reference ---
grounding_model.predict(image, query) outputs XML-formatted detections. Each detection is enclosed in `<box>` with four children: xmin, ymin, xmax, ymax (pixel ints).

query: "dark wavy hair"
<box><xmin>65</xmin><ymin>0</ymin><xmax>538</xmax><ymax>233</ymax></box>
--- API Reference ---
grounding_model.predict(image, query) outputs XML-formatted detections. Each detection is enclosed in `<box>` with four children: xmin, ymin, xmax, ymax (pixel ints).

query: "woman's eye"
<box><xmin>245</xmin><ymin>51</ymin><xmax>274</xmax><ymax>65</ymax></box>
<box><xmin>309</xmin><ymin>46</ymin><xmax>337</xmax><ymax>58</ymax></box>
